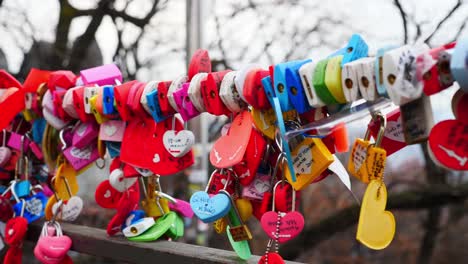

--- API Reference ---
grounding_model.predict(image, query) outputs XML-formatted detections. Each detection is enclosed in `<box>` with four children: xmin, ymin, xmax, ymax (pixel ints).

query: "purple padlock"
<box><xmin>72</xmin><ymin>121</ymin><xmax>99</xmax><ymax>148</ymax></box>
<box><xmin>80</xmin><ymin>64</ymin><xmax>123</xmax><ymax>86</ymax></box>
<box><xmin>173</xmin><ymin>83</ymin><xmax>200</xmax><ymax>121</ymax></box>
<box><xmin>63</xmin><ymin>143</ymin><xmax>100</xmax><ymax>171</ymax></box>
<box><xmin>7</xmin><ymin>133</ymin><xmax>30</xmax><ymax>152</ymax></box>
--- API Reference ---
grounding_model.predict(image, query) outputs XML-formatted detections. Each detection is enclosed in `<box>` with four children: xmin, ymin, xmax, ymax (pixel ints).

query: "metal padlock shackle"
<box><xmin>10</xmin><ymin>181</ymin><xmax>26</xmax><ymax>217</ymax></box>
<box><xmin>59</xmin><ymin>125</ymin><xmax>73</xmax><ymax>151</ymax></box>
<box><xmin>271</xmin><ymin>180</ymin><xmax>296</xmax><ymax>212</ymax></box>
<box><xmin>140</xmin><ymin>175</ymin><xmax>165</xmax><ymax>215</ymax></box>
<box><xmin>218</xmin><ymin>189</ymin><xmax>246</xmax><ymax>227</ymax></box>
<box><xmin>42</xmin><ymin>221</ymin><xmax>64</xmax><ymax>237</ymax></box>
<box><xmin>363</xmin><ymin>112</ymin><xmax>387</xmax><ymax>146</ymax></box>
<box><xmin>204</xmin><ymin>168</ymin><xmax>232</xmax><ymax>193</ymax></box>
<box><xmin>1</xmin><ymin>129</ymin><xmax>7</xmax><ymax>146</ymax></box>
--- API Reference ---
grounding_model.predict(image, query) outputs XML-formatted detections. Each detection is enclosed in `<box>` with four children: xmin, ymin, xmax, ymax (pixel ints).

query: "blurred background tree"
<box><xmin>0</xmin><ymin>0</ymin><xmax>468</xmax><ymax>263</ymax></box>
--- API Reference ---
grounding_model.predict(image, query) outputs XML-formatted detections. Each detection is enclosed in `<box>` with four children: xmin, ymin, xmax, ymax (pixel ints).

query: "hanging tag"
<box><xmin>162</xmin><ymin>118</ymin><xmax>195</xmax><ymax>158</ymax></box>
<box><xmin>284</xmin><ymin>138</ymin><xmax>334</xmax><ymax>190</ymax></box>
<box><xmin>114</xmin><ymin>80</ymin><xmax>139</xmax><ymax>121</ymax></box>
<box><xmin>188</xmin><ymin>49</ymin><xmax>212</xmax><ymax>80</ymax></box>
<box><xmin>190</xmin><ymin>191</ymin><xmax>231</xmax><ymax>223</ymax></box>
<box><xmin>202</xmin><ymin>70</ymin><xmax>232</xmax><ymax>116</ymax></box>
<box><xmin>210</xmin><ymin>111</ymin><xmax>253</xmax><ymax>168</ymax></box>
<box><xmin>299</xmin><ymin>61</ymin><xmax>325</xmax><ymax>108</ymax></box>
<box><xmin>356</xmin><ymin>180</ymin><xmax>395</xmax><ymax>250</ymax></box>
<box><xmin>400</xmin><ymin>95</ymin><xmax>434</xmax><ymax>144</ymax></box>
<box><xmin>227</xmin><ymin>225</ymin><xmax>252</xmax><ymax>260</ymax></box>
<box><xmin>243</xmin><ymin>69</ymin><xmax>270</xmax><ymax>110</ymax></box>
<box><xmin>13</xmin><ymin>192</ymin><xmax>48</xmax><ymax>223</ymax></box>
<box><xmin>174</xmin><ymin>83</ymin><xmax>201</xmax><ymax>121</ymax></box>
<box><xmin>99</xmin><ymin>120</ymin><xmax>126</xmax><ymax>142</ymax></box>
<box><xmin>450</xmin><ymin>38</ymin><xmax>468</xmax><ymax>92</ymax></box>
<box><xmin>428</xmin><ymin>119</ymin><xmax>468</xmax><ymax>170</ymax></box>
<box><xmin>313</xmin><ymin>59</ymin><xmax>338</xmax><ymax>105</ymax></box>
<box><xmin>80</xmin><ymin>64</ymin><xmax>122</xmax><ymax>86</ymax></box>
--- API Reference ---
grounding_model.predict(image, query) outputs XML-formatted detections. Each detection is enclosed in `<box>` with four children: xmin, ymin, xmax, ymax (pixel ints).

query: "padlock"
<box><xmin>156</xmin><ymin>81</ymin><xmax>176</xmax><ymax>117</ymax></box>
<box><xmin>375</xmin><ymin>45</ymin><xmax>398</xmax><ymax>98</ymax></box>
<box><xmin>80</xmin><ymin>64</ymin><xmax>122</xmax><ymax>86</ymax></box>
<box><xmin>284</xmin><ymin>137</ymin><xmax>334</xmax><ymax>190</ymax></box>
<box><xmin>188</xmin><ymin>73</ymin><xmax>208</xmax><ymax>112</ymax></box>
<box><xmin>325</xmin><ymin>55</ymin><xmax>347</xmax><ymax>103</ymax></box>
<box><xmin>416</xmin><ymin>42</ymin><xmax>456</xmax><ymax>96</ymax></box>
<box><xmin>48</xmin><ymin>70</ymin><xmax>77</xmax><ymax>92</ymax></box>
<box><xmin>400</xmin><ymin>95</ymin><xmax>434</xmax><ymax>144</ymax></box>
<box><xmin>4</xmin><ymin>214</ymin><xmax>28</xmax><ymax>247</ymax></box>
<box><xmin>102</xmin><ymin>85</ymin><xmax>117</xmax><ymax>115</ymax></box>
<box><xmin>140</xmin><ymin>176</ymin><xmax>170</xmax><ymax>218</ymax></box>
<box><xmin>188</xmin><ymin>49</ymin><xmax>212</xmax><ymax>80</ymax></box>
<box><xmin>233</xmin><ymin>128</ymin><xmax>267</xmax><ymax>186</ymax></box>
<box><xmin>341</xmin><ymin>59</ymin><xmax>362</xmax><ymax>102</ymax></box>
<box><xmin>220</xmin><ymin>189</ymin><xmax>252</xmax><ymax>242</ymax></box>
<box><xmin>62</xmin><ymin>86</ymin><xmax>80</xmax><ymax>119</ymax></box>
<box><xmin>127</xmin><ymin>81</ymin><xmax>148</xmax><ymax>118</ymax></box>
<box><xmin>128</xmin><ymin>211</ymin><xmax>177</xmax><ymax>242</ymax></box>
<box><xmin>99</xmin><ymin>120</ymin><xmax>126</xmax><ymax>142</ymax></box>
<box><xmin>52</xmin><ymin>89</ymin><xmax>70</xmax><ymax>121</ymax></box>
<box><xmin>285</xmin><ymin>63</ymin><xmax>311</xmax><ymax>114</ymax></box>
<box><xmin>299</xmin><ymin>61</ymin><xmax>325</xmax><ymax>108</ymax></box>
<box><xmin>313</xmin><ymin>58</ymin><xmax>338</xmax><ymax>105</ymax></box>
<box><xmin>122</xmin><ymin>217</ymin><xmax>156</xmax><ymax>238</ymax></box>
<box><xmin>234</xmin><ymin>64</ymin><xmax>261</xmax><ymax>104</ymax></box>
<box><xmin>450</xmin><ymin>38</ymin><xmax>468</xmax><ymax>92</ymax></box>
<box><xmin>83</xmin><ymin>86</ymin><xmax>99</xmax><ymax>114</ymax></box>
<box><xmin>352</xmin><ymin>57</ymin><xmax>378</xmax><ymax>101</ymax></box>
<box><xmin>34</xmin><ymin>221</ymin><xmax>72</xmax><ymax>263</ymax></box>
<box><xmin>274</xmin><ymin>60</ymin><xmax>311</xmax><ymax>111</ymax></box>
<box><xmin>242</xmin><ymin>162</ymin><xmax>272</xmax><ymax>200</ymax></box>
<box><xmin>71</xmin><ymin>121</ymin><xmax>99</xmax><ymax>148</ymax></box>
<box><xmin>243</xmin><ymin>68</ymin><xmax>270</xmax><ymax>109</ymax></box>
<box><xmin>338</xmin><ymin>34</ymin><xmax>369</xmax><ymax>66</ymax></box>
<box><xmin>368</xmin><ymin>109</ymin><xmax>407</xmax><ymax>156</ymax></box>
<box><xmin>173</xmin><ymin>82</ymin><xmax>201</xmax><ymax>121</ymax></box>
<box><xmin>348</xmin><ymin>116</ymin><xmax>375</xmax><ymax>182</ymax></box>
<box><xmin>114</xmin><ymin>80</ymin><xmax>139</xmax><ymax>121</ymax></box>
<box><xmin>383</xmin><ymin>44</ymin><xmax>430</xmax><ymax>105</ymax></box>
<box><xmin>72</xmin><ymin>86</ymin><xmax>92</xmax><ymax>123</ymax></box>
<box><xmin>140</xmin><ymin>81</ymin><xmax>159</xmax><ymax>115</ymax></box>
<box><xmin>62</xmin><ymin>128</ymin><xmax>99</xmax><ymax>171</ymax></box>
<box><xmin>260</xmin><ymin>180</ymin><xmax>304</xmax><ymax>243</ymax></box>
<box><xmin>146</xmin><ymin>89</ymin><xmax>168</xmax><ymax>122</ymax></box>
<box><xmin>201</xmin><ymin>70</ymin><xmax>232</xmax><ymax>116</ymax></box>
<box><xmin>220</xmin><ymin>71</ymin><xmax>248</xmax><ymax>113</ymax></box>
<box><xmin>167</xmin><ymin>75</ymin><xmax>189</xmax><ymax>113</ymax></box>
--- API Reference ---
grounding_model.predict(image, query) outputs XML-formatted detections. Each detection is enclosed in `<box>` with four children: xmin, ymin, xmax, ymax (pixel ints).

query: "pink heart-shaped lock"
<box><xmin>260</xmin><ymin>211</ymin><xmax>304</xmax><ymax>243</ymax></box>
<box><xmin>34</xmin><ymin>222</ymin><xmax>72</xmax><ymax>264</ymax></box>
<box><xmin>173</xmin><ymin>83</ymin><xmax>200</xmax><ymax>121</ymax></box>
<box><xmin>169</xmin><ymin>198</ymin><xmax>194</xmax><ymax>218</ymax></box>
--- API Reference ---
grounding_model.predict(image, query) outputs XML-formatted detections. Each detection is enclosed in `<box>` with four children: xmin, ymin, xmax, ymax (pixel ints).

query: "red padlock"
<box><xmin>72</xmin><ymin>86</ymin><xmax>92</xmax><ymax>123</ymax></box>
<box><xmin>157</xmin><ymin>81</ymin><xmax>176</xmax><ymax>116</ymax></box>
<box><xmin>201</xmin><ymin>70</ymin><xmax>232</xmax><ymax>116</ymax></box>
<box><xmin>274</xmin><ymin>182</ymin><xmax>300</xmax><ymax>213</ymax></box>
<box><xmin>243</xmin><ymin>69</ymin><xmax>271</xmax><ymax>110</ymax></box>
<box><xmin>52</xmin><ymin>90</ymin><xmax>69</xmax><ymax>121</ymax></box>
<box><xmin>114</xmin><ymin>80</ymin><xmax>138</xmax><ymax>121</ymax></box>
<box><xmin>48</xmin><ymin>70</ymin><xmax>77</xmax><ymax>92</ymax></box>
<box><xmin>126</xmin><ymin>82</ymin><xmax>147</xmax><ymax>119</ymax></box>
<box><xmin>206</xmin><ymin>170</ymin><xmax>235</xmax><ymax>195</ymax></box>
<box><xmin>188</xmin><ymin>49</ymin><xmax>212</xmax><ymax>81</ymax></box>
<box><xmin>22</xmin><ymin>68</ymin><xmax>51</xmax><ymax>93</ymax></box>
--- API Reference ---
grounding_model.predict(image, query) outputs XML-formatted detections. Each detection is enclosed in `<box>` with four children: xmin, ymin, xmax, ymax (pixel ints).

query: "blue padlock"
<box><xmin>121</xmin><ymin>210</ymin><xmax>146</xmax><ymax>231</ymax></box>
<box><xmin>12</xmin><ymin>181</ymin><xmax>47</xmax><ymax>223</ymax></box>
<box><xmin>285</xmin><ymin>59</ymin><xmax>312</xmax><ymax>114</ymax></box>
<box><xmin>261</xmin><ymin>76</ymin><xmax>275</xmax><ymax>105</ymax></box>
<box><xmin>328</xmin><ymin>34</ymin><xmax>368</xmax><ymax>65</ymax></box>
<box><xmin>32</xmin><ymin>118</ymin><xmax>46</xmax><ymax>144</ymax></box>
<box><xmin>450</xmin><ymin>38</ymin><xmax>468</xmax><ymax>92</ymax></box>
<box><xmin>13</xmin><ymin>180</ymin><xmax>31</xmax><ymax>199</ymax></box>
<box><xmin>375</xmin><ymin>45</ymin><xmax>398</xmax><ymax>97</ymax></box>
<box><xmin>105</xmin><ymin>141</ymin><xmax>121</xmax><ymax>158</ymax></box>
<box><xmin>274</xmin><ymin>60</ymin><xmax>310</xmax><ymax>112</ymax></box>
<box><xmin>103</xmin><ymin>85</ymin><xmax>117</xmax><ymax>115</ymax></box>
<box><xmin>146</xmin><ymin>89</ymin><xmax>168</xmax><ymax>123</ymax></box>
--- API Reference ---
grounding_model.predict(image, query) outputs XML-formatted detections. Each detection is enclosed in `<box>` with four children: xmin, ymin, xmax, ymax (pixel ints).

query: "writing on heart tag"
<box><xmin>52</xmin><ymin>196</ymin><xmax>83</xmax><ymax>222</ymax></box>
<box><xmin>163</xmin><ymin>130</ymin><xmax>195</xmax><ymax>158</ymax></box>
<box><xmin>210</xmin><ymin>111</ymin><xmax>253</xmax><ymax>168</ymax></box>
<box><xmin>356</xmin><ymin>180</ymin><xmax>395</xmax><ymax>250</ymax></box>
<box><xmin>428</xmin><ymin>119</ymin><xmax>468</xmax><ymax>170</ymax></box>
<box><xmin>260</xmin><ymin>211</ymin><xmax>305</xmax><ymax>243</ymax></box>
<box><xmin>190</xmin><ymin>191</ymin><xmax>231</xmax><ymax>223</ymax></box>
<box><xmin>63</xmin><ymin>143</ymin><xmax>100</xmax><ymax>171</ymax></box>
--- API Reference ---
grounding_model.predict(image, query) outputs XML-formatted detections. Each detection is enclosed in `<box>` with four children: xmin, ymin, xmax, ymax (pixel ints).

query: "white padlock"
<box><xmin>140</xmin><ymin>81</ymin><xmax>159</xmax><ymax>115</ymax></box>
<box><xmin>122</xmin><ymin>217</ymin><xmax>156</xmax><ymax>237</ymax></box>
<box><xmin>299</xmin><ymin>61</ymin><xmax>325</xmax><ymax>108</ymax></box>
<box><xmin>167</xmin><ymin>75</ymin><xmax>188</xmax><ymax>112</ymax></box>
<box><xmin>355</xmin><ymin>57</ymin><xmax>378</xmax><ymax>101</ymax></box>
<box><xmin>234</xmin><ymin>64</ymin><xmax>261</xmax><ymax>103</ymax></box>
<box><xmin>188</xmin><ymin>72</ymin><xmax>208</xmax><ymax>112</ymax></box>
<box><xmin>341</xmin><ymin>60</ymin><xmax>361</xmax><ymax>102</ymax></box>
<box><xmin>84</xmin><ymin>86</ymin><xmax>99</xmax><ymax>114</ymax></box>
<box><xmin>219</xmin><ymin>71</ymin><xmax>246</xmax><ymax>113</ymax></box>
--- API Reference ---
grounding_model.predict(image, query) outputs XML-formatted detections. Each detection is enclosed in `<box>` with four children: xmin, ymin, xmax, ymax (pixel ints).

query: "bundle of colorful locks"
<box><xmin>0</xmin><ymin>34</ymin><xmax>467</xmax><ymax>264</ymax></box>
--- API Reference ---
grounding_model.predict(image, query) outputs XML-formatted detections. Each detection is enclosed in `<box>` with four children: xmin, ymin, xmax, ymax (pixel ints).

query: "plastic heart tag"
<box><xmin>169</xmin><ymin>198</ymin><xmax>194</xmax><ymax>218</ymax></box>
<box><xmin>4</xmin><ymin>216</ymin><xmax>28</xmax><ymax>246</ymax></box>
<box><xmin>210</xmin><ymin>111</ymin><xmax>253</xmax><ymax>168</ymax></box>
<box><xmin>428</xmin><ymin>119</ymin><xmax>468</xmax><ymax>170</ymax></box>
<box><xmin>190</xmin><ymin>191</ymin><xmax>231</xmax><ymax>223</ymax></box>
<box><xmin>260</xmin><ymin>211</ymin><xmax>304</xmax><ymax>243</ymax></box>
<box><xmin>227</xmin><ymin>225</ymin><xmax>252</xmax><ymax>260</ymax></box>
<box><xmin>356</xmin><ymin>180</ymin><xmax>395</xmax><ymax>250</ymax></box>
<box><xmin>128</xmin><ymin>211</ymin><xmax>177</xmax><ymax>242</ymax></box>
<box><xmin>13</xmin><ymin>192</ymin><xmax>48</xmax><ymax>223</ymax></box>
<box><xmin>162</xmin><ymin>129</ymin><xmax>195</xmax><ymax>158</ymax></box>
<box><xmin>258</xmin><ymin>253</ymin><xmax>285</xmax><ymax>264</ymax></box>
<box><xmin>95</xmin><ymin>180</ymin><xmax>123</xmax><ymax>209</ymax></box>
<box><xmin>99</xmin><ymin>120</ymin><xmax>126</xmax><ymax>142</ymax></box>
<box><xmin>52</xmin><ymin>196</ymin><xmax>83</xmax><ymax>221</ymax></box>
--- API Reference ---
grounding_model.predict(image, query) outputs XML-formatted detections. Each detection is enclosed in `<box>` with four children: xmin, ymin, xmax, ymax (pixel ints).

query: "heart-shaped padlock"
<box><xmin>258</xmin><ymin>253</ymin><xmax>285</xmax><ymax>264</ymax></box>
<box><xmin>95</xmin><ymin>180</ymin><xmax>123</xmax><ymax>209</ymax></box>
<box><xmin>4</xmin><ymin>216</ymin><xmax>28</xmax><ymax>246</ymax></box>
<box><xmin>52</xmin><ymin>196</ymin><xmax>83</xmax><ymax>222</ymax></box>
<box><xmin>35</xmin><ymin>222</ymin><xmax>72</xmax><ymax>263</ymax></box>
<box><xmin>190</xmin><ymin>191</ymin><xmax>231</xmax><ymax>223</ymax></box>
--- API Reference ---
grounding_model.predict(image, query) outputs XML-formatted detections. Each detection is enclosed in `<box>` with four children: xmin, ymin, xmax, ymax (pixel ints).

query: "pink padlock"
<box><xmin>173</xmin><ymin>83</ymin><xmax>200</xmax><ymax>121</ymax></box>
<box><xmin>34</xmin><ymin>222</ymin><xmax>72</xmax><ymax>264</ymax></box>
<box><xmin>63</xmin><ymin>143</ymin><xmax>100</xmax><ymax>171</ymax></box>
<box><xmin>29</xmin><ymin>141</ymin><xmax>44</xmax><ymax>160</ymax></box>
<box><xmin>62</xmin><ymin>86</ymin><xmax>82</xmax><ymax>119</ymax></box>
<box><xmin>7</xmin><ymin>133</ymin><xmax>30</xmax><ymax>152</ymax></box>
<box><xmin>72</xmin><ymin>121</ymin><xmax>99</xmax><ymax>148</ymax></box>
<box><xmin>168</xmin><ymin>198</ymin><xmax>194</xmax><ymax>218</ymax></box>
<box><xmin>242</xmin><ymin>171</ymin><xmax>271</xmax><ymax>200</ymax></box>
<box><xmin>99</xmin><ymin>120</ymin><xmax>126</xmax><ymax>142</ymax></box>
<box><xmin>80</xmin><ymin>64</ymin><xmax>122</xmax><ymax>86</ymax></box>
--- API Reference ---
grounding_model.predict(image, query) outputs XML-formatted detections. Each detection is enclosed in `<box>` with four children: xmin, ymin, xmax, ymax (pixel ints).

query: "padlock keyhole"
<box><xmin>290</xmin><ymin>86</ymin><xmax>297</xmax><ymax>95</ymax></box>
<box><xmin>345</xmin><ymin>79</ymin><xmax>353</xmax><ymax>89</ymax></box>
<box><xmin>387</xmin><ymin>74</ymin><xmax>396</xmax><ymax>85</ymax></box>
<box><xmin>277</xmin><ymin>84</ymin><xmax>285</xmax><ymax>93</ymax></box>
<box><xmin>361</xmin><ymin>77</ymin><xmax>369</xmax><ymax>88</ymax></box>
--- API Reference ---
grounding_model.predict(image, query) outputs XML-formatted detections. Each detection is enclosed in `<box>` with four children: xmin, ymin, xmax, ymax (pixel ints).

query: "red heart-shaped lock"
<box><xmin>188</xmin><ymin>49</ymin><xmax>212</xmax><ymax>81</ymax></box>
<box><xmin>23</xmin><ymin>68</ymin><xmax>51</xmax><ymax>93</ymax></box>
<box><xmin>121</xmin><ymin>117</ymin><xmax>194</xmax><ymax>175</ymax></box>
<box><xmin>114</xmin><ymin>80</ymin><xmax>138</xmax><ymax>121</ymax></box>
<box><xmin>201</xmin><ymin>70</ymin><xmax>232</xmax><ymax>116</ymax></box>
<box><xmin>258</xmin><ymin>252</ymin><xmax>285</xmax><ymax>264</ymax></box>
<box><xmin>129</xmin><ymin>82</ymin><xmax>148</xmax><ymax>118</ymax></box>
<box><xmin>4</xmin><ymin>216</ymin><xmax>28</xmax><ymax>246</ymax></box>
<box><xmin>0</xmin><ymin>195</ymin><xmax>14</xmax><ymax>222</ymax></box>
<box><xmin>234</xmin><ymin>128</ymin><xmax>267</xmax><ymax>186</ymax></box>
<box><xmin>107</xmin><ymin>184</ymin><xmax>139</xmax><ymax>236</ymax></box>
<box><xmin>274</xmin><ymin>183</ymin><xmax>300</xmax><ymax>213</ymax></box>
<box><xmin>210</xmin><ymin>111</ymin><xmax>253</xmax><ymax>168</ymax></box>
<box><xmin>428</xmin><ymin>119</ymin><xmax>468</xmax><ymax>170</ymax></box>
<box><xmin>95</xmin><ymin>180</ymin><xmax>123</xmax><ymax>209</ymax></box>
<box><xmin>243</xmin><ymin>69</ymin><xmax>271</xmax><ymax>110</ymax></box>
<box><xmin>260</xmin><ymin>211</ymin><xmax>304</xmax><ymax>243</ymax></box>
<box><xmin>72</xmin><ymin>86</ymin><xmax>92</xmax><ymax>123</ymax></box>
<box><xmin>157</xmin><ymin>81</ymin><xmax>176</xmax><ymax>116</ymax></box>
<box><xmin>4</xmin><ymin>246</ymin><xmax>22</xmax><ymax>264</ymax></box>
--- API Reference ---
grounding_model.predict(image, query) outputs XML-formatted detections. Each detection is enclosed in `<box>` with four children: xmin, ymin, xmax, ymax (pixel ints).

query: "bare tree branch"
<box><xmin>393</xmin><ymin>0</ymin><xmax>408</xmax><ymax>44</ymax></box>
<box><xmin>424</xmin><ymin>0</ymin><xmax>462</xmax><ymax>44</ymax></box>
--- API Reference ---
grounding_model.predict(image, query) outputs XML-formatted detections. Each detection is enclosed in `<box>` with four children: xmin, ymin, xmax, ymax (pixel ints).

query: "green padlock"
<box><xmin>166</xmin><ymin>213</ymin><xmax>184</xmax><ymax>240</ymax></box>
<box><xmin>313</xmin><ymin>58</ymin><xmax>339</xmax><ymax>105</ymax></box>
<box><xmin>128</xmin><ymin>211</ymin><xmax>177</xmax><ymax>242</ymax></box>
<box><xmin>227</xmin><ymin>226</ymin><xmax>252</xmax><ymax>260</ymax></box>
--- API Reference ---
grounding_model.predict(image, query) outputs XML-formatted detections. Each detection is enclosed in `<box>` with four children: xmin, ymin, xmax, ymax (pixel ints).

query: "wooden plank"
<box><xmin>26</xmin><ymin>222</ymin><xmax>303</xmax><ymax>264</ymax></box>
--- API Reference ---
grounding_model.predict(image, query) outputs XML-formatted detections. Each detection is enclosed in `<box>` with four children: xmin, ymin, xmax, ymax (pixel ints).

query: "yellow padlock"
<box><xmin>141</xmin><ymin>176</ymin><xmax>170</xmax><ymax>218</ymax></box>
<box><xmin>284</xmin><ymin>137</ymin><xmax>334</xmax><ymax>190</ymax></box>
<box><xmin>90</xmin><ymin>94</ymin><xmax>109</xmax><ymax>124</ymax></box>
<box><xmin>324</xmin><ymin>55</ymin><xmax>347</xmax><ymax>103</ymax></box>
<box><xmin>53</xmin><ymin>163</ymin><xmax>79</xmax><ymax>199</ymax></box>
<box><xmin>252</xmin><ymin>108</ymin><xmax>297</xmax><ymax>140</ymax></box>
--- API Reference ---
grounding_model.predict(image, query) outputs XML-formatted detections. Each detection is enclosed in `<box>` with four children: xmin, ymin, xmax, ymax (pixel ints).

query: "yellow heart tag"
<box><xmin>235</xmin><ymin>198</ymin><xmax>253</xmax><ymax>222</ymax></box>
<box><xmin>252</xmin><ymin>108</ymin><xmax>297</xmax><ymax>140</ymax></box>
<box><xmin>284</xmin><ymin>138</ymin><xmax>334</xmax><ymax>190</ymax></box>
<box><xmin>356</xmin><ymin>180</ymin><xmax>395</xmax><ymax>250</ymax></box>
